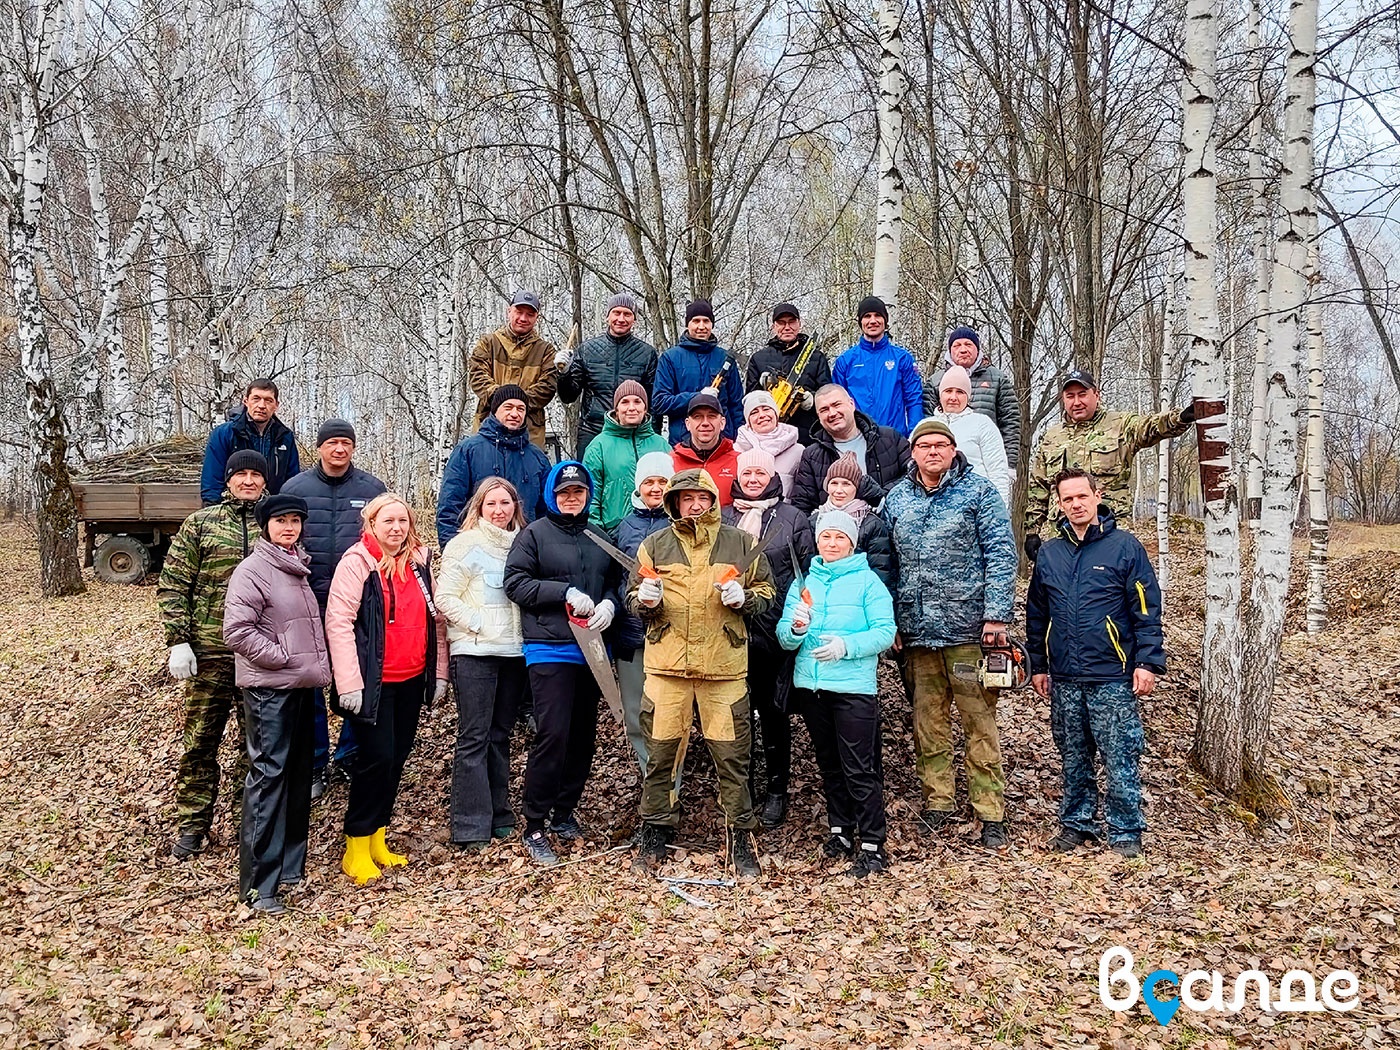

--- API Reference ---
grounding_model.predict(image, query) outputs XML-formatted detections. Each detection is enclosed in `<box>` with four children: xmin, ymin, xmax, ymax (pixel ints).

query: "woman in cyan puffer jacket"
<box><xmin>437</xmin><ymin>476</ymin><xmax>527</xmax><ymax>849</ymax></box>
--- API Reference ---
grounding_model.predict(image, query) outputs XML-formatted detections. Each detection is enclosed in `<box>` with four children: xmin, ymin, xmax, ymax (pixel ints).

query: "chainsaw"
<box><xmin>952</xmin><ymin>637</ymin><xmax>1031</xmax><ymax>690</ymax></box>
<box><xmin>766</xmin><ymin>333</ymin><xmax>820</xmax><ymax>421</ymax></box>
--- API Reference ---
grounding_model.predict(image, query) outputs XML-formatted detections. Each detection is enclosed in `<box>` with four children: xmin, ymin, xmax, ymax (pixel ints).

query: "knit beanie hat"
<box><xmin>633</xmin><ymin>451</ymin><xmax>674</xmax><ymax>490</ymax></box>
<box><xmin>225</xmin><ymin>449</ymin><xmax>269</xmax><ymax>482</ymax></box>
<box><xmin>684</xmin><ymin>299</ymin><xmax>714</xmax><ymax>324</ymax></box>
<box><xmin>825</xmin><ymin>451</ymin><xmax>864</xmax><ymax>488</ymax></box>
<box><xmin>940</xmin><ymin>365</ymin><xmax>973</xmax><ymax>395</ymax></box>
<box><xmin>487</xmin><ymin>384</ymin><xmax>528</xmax><ymax>416</ymax></box>
<box><xmin>316</xmin><ymin>418</ymin><xmax>356</xmax><ymax>446</ymax></box>
<box><xmin>743</xmin><ymin>390</ymin><xmax>779</xmax><ymax>421</ymax></box>
<box><xmin>814</xmin><ymin>509</ymin><xmax>859</xmax><ymax>549</ymax></box>
<box><xmin>910</xmin><ymin>417</ymin><xmax>957</xmax><ymax>447</ymax></box>
<box><xmin>948</xmin><ymin>325</ymin><xmax>981</xmax><ymax>351</ymax></box>
<box><xmin>613</xmin><ymin>379</ymin><xmax>648</xmax><ymax>410</ymax></box>
<box><xmin>736</xmin><ymin>448</ymin><xmax>776</xmax><ymax>478</ymax></box>
<box><xmin>856</xmin><ymin>295</ymin><xmax>888</xmax><ymax>322</ymax></box>
<box><xmin>606</xmin><ymin>293</ymin><xmax>638</xmax><ymax>314</ymax></box>
<box><xmin>255</xmin><ymin>493</ymin><xmax>308</xmax><ymax>531</ymax></box>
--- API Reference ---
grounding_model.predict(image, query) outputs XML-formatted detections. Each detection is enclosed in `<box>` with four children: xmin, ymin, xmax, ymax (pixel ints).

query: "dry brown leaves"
<box><xmin>0</xmin><ymin>525</ymin><xmax>1396</xmax><ymax>1049</ymax></box>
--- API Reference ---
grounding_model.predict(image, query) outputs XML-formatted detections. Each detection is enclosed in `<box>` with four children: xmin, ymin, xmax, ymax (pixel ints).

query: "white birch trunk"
<box><xmin>1156</xmin><ymin>275</ymin><xmax>1175</xmax><ymax>590</ymax></box>
<box><xmin>1304</xmin><ymin>228</ymin><xmax>1327</xmax><ymax>634</ymax></box>
<box><xmin>871</xmin><ymin>0</ymin><xmax>905</xmax><ymax>316</ymax></box>
<box><xmin>1243</xmin><ymin>0</ymin><xmax>1317</xmax><ymax>778</ymax></box>
<box><xmin>1245</xmin><ymin>0</ymin><xmax>1270</xmax><ymax>522</ymax></box>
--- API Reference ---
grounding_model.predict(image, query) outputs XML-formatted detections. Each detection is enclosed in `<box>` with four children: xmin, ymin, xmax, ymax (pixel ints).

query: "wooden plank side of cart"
<box><xmin>72</xmin><ymin>482</ymin><xmax>202</xmax><ymax>525</ymax></box>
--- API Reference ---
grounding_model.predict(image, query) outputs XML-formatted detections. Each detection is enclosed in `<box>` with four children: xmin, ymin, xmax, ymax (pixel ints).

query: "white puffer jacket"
<box><xmin>437</xmin><ymin>520</ymin><xmax>523</xmax><ymax>658</ymax></box>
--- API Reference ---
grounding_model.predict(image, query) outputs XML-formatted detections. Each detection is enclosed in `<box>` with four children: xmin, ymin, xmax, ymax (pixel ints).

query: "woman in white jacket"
<box><xmin>933</xmin><ymin>366</ymin><xmax>1012</xmax><ymax>508</ymax></box>
<box><xmin>437</xmin><ymin>476</ymin><xmax>526</xmax><ymax>848</ymax></box>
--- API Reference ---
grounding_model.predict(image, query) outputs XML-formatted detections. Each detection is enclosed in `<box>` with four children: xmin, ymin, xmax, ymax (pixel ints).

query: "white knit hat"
<box><xmin>814</xmin><ymin>509</ymin><xmax>859</xmax><ymax>549</ymax></box>
<box><xmin>634</xmin><ymin>451</ymin><xmax>674</xmax><ymax>490</ymax></box>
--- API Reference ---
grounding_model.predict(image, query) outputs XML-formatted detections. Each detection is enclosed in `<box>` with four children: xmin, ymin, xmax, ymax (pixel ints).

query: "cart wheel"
<box><xmin>93</xmin><ymin>536</ymin><xmax>152</xmax><ymax>584</ymax></box>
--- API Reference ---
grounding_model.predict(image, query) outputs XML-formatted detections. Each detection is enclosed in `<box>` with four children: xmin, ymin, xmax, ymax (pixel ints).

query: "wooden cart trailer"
<box><xmin>72</xmin><ymin>482</ymin><xmax>202</xmax><ymax>584</ymax></box>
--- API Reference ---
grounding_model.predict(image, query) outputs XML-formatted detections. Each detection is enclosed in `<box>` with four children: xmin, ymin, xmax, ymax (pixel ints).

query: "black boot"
<box><xmin>918</xmin><ymin>809</ymin><xmax>956</xmax><ymax>834</ymax></box>
<box><xmin>821</xmin><ymin>828</ymin><xmax>855</xmax><ymax>859</ymax></box>
<box><xmin>171</xmin><ymin>831</ymin><xmax>207</xmax><ymax>860</ymax></box>
<box><xmin>849</xmin><ymin>843</ymin><xmax>889</xmax><ymax>878</ymax></box>
<box><xmin>1049</xmin><ymin>827</ymin><xmax>1098</xmax><ymax>853</ymax></box>
<box><xmin>633</xmin><ymin>823</ymin><xmax>673</xmax><ymax>868</ymax></box>
<box><xmin>726</xmin><ymin>830</ymin><xmax>761</xmax><ymax>879</ymax></box>
<box><xmin>758</xmin><ymin>793</ymin><xmax>788</xmax><ymax>828</ymax></box>
<box><xmin>980</xmin><ymin>821</ymin><xmax>1009</xmax><ymax>849</ymax></box>
<box><xmin>310</xmin><ymin>767</ymin><xmax>329</xmax><ymax>803</ymax></box>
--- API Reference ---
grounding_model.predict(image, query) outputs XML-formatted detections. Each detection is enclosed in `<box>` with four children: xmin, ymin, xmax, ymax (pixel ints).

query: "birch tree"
<box><xmin>871</xmin><ymin>0</ymin><xmax>906</xmax><ymax>316</ymax></box>
<box><xmin>1244</xmin><ymin>0</ymin><xmax>1271</xmax><ymax>523</ymax></box>
<box><xmin>1303</xmin><ymin>226</ymin><xmax>1326</xmax><ymax>635</ymax></box>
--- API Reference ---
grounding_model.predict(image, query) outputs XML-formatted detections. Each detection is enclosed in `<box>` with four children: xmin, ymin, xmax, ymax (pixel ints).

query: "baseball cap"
<box><xmin>771</xmin><ymin>302</ymin><xmax>799</xmax><ymax>322</ymax></box>
<box><xmin>1061</xmin><ymin>369</ymin><xmax>1097</xmax><ymax>391</ymax></box>
<box><xmin>552</xmin><ymin>462</ymin><xmax>589</xmax><ymax>493</ymax></box>
<box><xmin>510</xmin><ymin>290</ymin><xmax>541</xmax><ymax>311</ymax></box>
<box><xmin>687</xmin><ymin>392</ymin><xmax>723</xmax><ymax>416</ymax></box>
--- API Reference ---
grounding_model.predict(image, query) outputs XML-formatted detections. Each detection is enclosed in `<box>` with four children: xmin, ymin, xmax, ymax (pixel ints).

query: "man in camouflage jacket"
<box><xmin>1024</xmin><ymin>370</ymin><xmax>1194</xmax><ymax>557</ymax></box>
<box><xmin>156</xmin><ymin>449</ymin><xmax>266</xmax><ymax>859</ymax></box>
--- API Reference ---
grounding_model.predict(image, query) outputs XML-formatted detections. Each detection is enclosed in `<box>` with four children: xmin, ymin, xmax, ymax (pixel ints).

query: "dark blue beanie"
<box><xmin>948</xmin><ymin>326</ymin><xmax>981</xmax><ymax>351</ymax></box>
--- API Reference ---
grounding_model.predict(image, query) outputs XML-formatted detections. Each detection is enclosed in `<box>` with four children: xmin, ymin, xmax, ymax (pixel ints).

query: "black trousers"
<box><xmin>801</xmin><ymin>689</ymin><xmax>887</xmax><ymax>845</ymax></box>
<box><xmin>748</xmin><ymin>651</ymin><xmax>792</xmax><ymax>796</ymax></box>
<box><xmin>450</xmin><ymin>654</ymin><xmax>527</xmax><ymax>841</ymax></box>
<box><xmin>240</xmin><ymin>687</ymin><xmax>313</xmax><ymax>902</ymax></box>
<box><xmin>343</xmin><ymin>675</ymin><xmax>424</xmax><ymax>837</ymax></box>
<box><xmin>522</xmin><ymin>663</ymin><xmax>600</xmax><ymax>830</ymax></box>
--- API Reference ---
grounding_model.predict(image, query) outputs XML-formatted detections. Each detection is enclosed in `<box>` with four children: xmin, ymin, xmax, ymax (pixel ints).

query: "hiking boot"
<box><xmin>821</xmin><ymin>829</ymin><xmax>855</xmax><ymax>859</ymax></box>
<box><xmin>250</xmin><ymin>895</ymin><xmax>288</xmax><ymax>916</ymax></box>
<box><xmin>726</xmin><ymin>830</ymin><xmax>761</xmax><ymax>880</ymax></box>
<box><xmin>849</xmin><ymin>844</ymin><xmax>889</xmax><ymax>878</ymax></box>
<box><xmin>918</xmin><ymin>809</ymin><xmax>956</xmax><ymax>834</ymax></box>
<box><xmin>980</xmin><ymin>821</ymin><xmax>1009</xmax><ymax>850</ymax></box>
<box><xmin>310</xmin><ymin>767</ymin><xmax>329</xmax><ymax>803</ymax></box>
<box><xmin>171</xmin><ymin>832</ymin><xmax>207</xmax><ymax>860</ymax></box>
<box><xmin>758</xmin><ymin>793</ymin><xmax>788</xmax><ymax>828</ymax></box>
<box><xmin>1111</xmin><ymin>838</ymin><xmax>1143</xmax><ymax>859</ymax></box>
<box><xmin>523</xmin><ymin>830</ymin><xmax>560</xmax><ymax>868</ymax></box>
<box><xmin>549</xmin><ymin>814</ymin><xmax>586</xmax><ymax>841</ymax></box>
<box><xmin>1049</xmin><ymin>827</ymin><xmax>1098</xmax><ymax>853</ymax></box>
<box><xmin>634</xmin><ymin>823</ymin><xmax>673</xmax><ymax>867</ymax></box>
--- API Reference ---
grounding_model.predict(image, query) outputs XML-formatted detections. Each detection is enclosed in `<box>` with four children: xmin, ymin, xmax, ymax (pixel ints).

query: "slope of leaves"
<box><xmin>0</xmin><ymin>525</ymin><xmax>1396</xmax><ymax>1048</ymax></box>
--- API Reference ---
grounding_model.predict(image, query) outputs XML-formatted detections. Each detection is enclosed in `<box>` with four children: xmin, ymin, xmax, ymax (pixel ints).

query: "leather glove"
<box><xmin>812</xmin><ymin>634</ymin><xmax>847</xmax><ymax>662</ymax></box>
<box><xmin>168</xmin><ymin>643</ymin><xmax>197</xmax><ymax>681</ymax></box>
<box><xmin>1024</xmin><ymin>534</ymin><xmax>1042</xmax><ymax>562</ymax></box>
<box><xmin>433</xmin><ymin>679</ymin><xmax>448</xmax><ymax>703</ymax></box>
<box><xmin>553</xmin><ymin>349</ymin><xmax>573</xmax><ymax>370</ymax></box>
<box><xmin>1179</xmin><ymin>402</ymin><xmax>1196</xmax><ymax>423</ymax></box>
<box><xmin>718</xmin><ymin>579</ymin><xmax>745</xmax><ymax>609</ymax></box>
<box><xmin>791</xmin><ymin>602</ymin><xmax>812</xmax><ymax>634</ymax></box>
<box><xmin>701</xmin><ymin>386</ymin><xmax>719</xmax><ymax>398</ymax></box>
<box><xmin>637</xmin><ymin>576</ymin><xmax>663</xmax><ymax>608</ymax></box>
<box><xmin>759</xmin><ymin>371</ymin><xmax>775</xmax><ymax>389</ymax></box>
<box><xmin>339</xmin><ymin>689</ymin><xmax>364</xmax><ymax>715</ymax></box>
<box><xmin>587</xmin><ymin>599</ymin><xmax>615</xmax><ymax>632</ymax></box>
<box><xmin>799</xmin><ymin>388</ymin><xmax>815</xmax><ymax>410</ymax></box>
<box><xmin>565</xmin><ymin>587</ymin><xmax>595</xmax><ymax>617</ymax></box>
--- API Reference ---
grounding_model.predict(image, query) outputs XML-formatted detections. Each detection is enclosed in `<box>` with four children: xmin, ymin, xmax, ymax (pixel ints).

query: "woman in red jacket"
<box><xmin>325</xmin><ymin>493</ymin><xmax>448</xmax><ymax>884</ymax></box>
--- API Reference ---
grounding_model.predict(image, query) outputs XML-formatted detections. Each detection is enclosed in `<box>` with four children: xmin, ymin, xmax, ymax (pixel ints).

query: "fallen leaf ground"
<box><xmin>1</xmin><ymin>524</ymin><xmax>1397</xmax><ymax>1048</ymax></box>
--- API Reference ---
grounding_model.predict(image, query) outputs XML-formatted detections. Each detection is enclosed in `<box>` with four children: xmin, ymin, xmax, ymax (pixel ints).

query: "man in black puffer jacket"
<box><xmin>791</xmin><ymin>385</ymin><xmax>911</xmax><ymax>514</ymax></box>
<box><xmin>744</xmin><ymin>303</ymin><xmax>832</xmax><ymax>445</ymax></box>
<box><xmin>555</xmin><ymin>294</ymin><xmax>660</xmax><ymax>458</ymax></box>
<box><xmin>282</xmin><ymin>419</ymin><xmax>386</xmax><ymax>795</ymax></box>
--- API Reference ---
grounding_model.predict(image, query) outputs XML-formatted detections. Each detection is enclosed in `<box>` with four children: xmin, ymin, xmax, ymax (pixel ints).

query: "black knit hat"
<box><xmin>254</xmin><ymin>493</ymin><xmax>308</xmax><ymax>530</ymax></box>
<box><xmin>487</xmin><ymin>384</ymin><xmax>529</xmax><ymax>417</ymax></box>
<box><xmin>316</xmin><ymin>418</ymin><xmax>356</xmax><ymax>446</ymax></box>
<box><xmin>685</xmin><ymin>299</ymin><xmax>714</xmax><ymax>324</ymax></box>
<box><xmin>224</xmin><ymin>449</ymin><xmax>269</xmax><ymax>482</ymax></box>
<box><xmin>856</xmin><ymin>295</ymin><xmax>888</xmax><ymax>322</ymax></box>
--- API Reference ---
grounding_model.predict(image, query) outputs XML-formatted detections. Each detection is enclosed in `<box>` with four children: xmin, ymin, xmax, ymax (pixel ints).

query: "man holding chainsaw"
<box><xmin>882</xmin><ymin>417</ymin><xmax>1018</xmax><ymax>849</ymax></box>
<box><xmin>626</xmin><ymin>468</ymin><xmax>776</xmax><ymax>878</ymax></box>
<box><xmin>1025</xmin><ymin>468</ymin><xmax>1164</xmax><ymax>859</ymax></box>
<box><xmin>745</xmin><ymin>302</ymin><xmax>831</xmax><ymax>444</ymax></box>
<box><xmin>651</xmin><ymin>299</ymin><xmax>745</xmax><ymax>444</ymax></box>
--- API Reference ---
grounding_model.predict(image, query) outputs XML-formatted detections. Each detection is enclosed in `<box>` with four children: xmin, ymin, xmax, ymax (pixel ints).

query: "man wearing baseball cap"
<box><xmin>555</xmin><ymin>293</ymin><xmax>660</xmax><ymax>457</ymax></box>
<box><xmin>468</xmin><ymin>290</ymin><xmax>558</xmax><ymax>447</ymax></box>
<box><xmin>1023</xmin><ymin>370</ymin><xmax>1195</xmax><ymax>560</ymax></box>
<box><xmin>744</xmin><ymin>302</ymin><xmax>831</xmax><ymax>444</ymax></box>
<box><xmin>671</xmin><ymin>391</ymin><xmax>740</xmax><ymax>507</ymax></box>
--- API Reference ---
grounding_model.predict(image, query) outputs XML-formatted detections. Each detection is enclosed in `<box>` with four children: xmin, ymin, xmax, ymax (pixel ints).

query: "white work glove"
<box><xmin>168</xmin><ymin>643</ymin><xmax>198</xmax><ymax>680</ymax></box>
<box><xmin>339</xmin><ymin>689</ymin><xmax>364</xmax><ymax>715</ymax></box>
<box><xmin>790</xmin><ymin>602</ymin><xmax>812</xmax><ymax>634</ymax></box>
<box><xmin>433</xmin><ymin>679</ymin><xmax>448</xmax><ymax>703</ymax></box>
<box><xmin>587</xmin><ymin>599</ymin><xmax>615</xmax><ymax>632</ymax></box>
<box><xmin>565</xmin><ymin>587</ymin><xmax>595</xmax><ymax>617</ymax></box>
<box><xmin>812</xmin><ymin>634</ymin><xmax>847</xmax><ymax>662</ymax></box>
<box><xmin>553</xmin><ymin>349</ymin><xmax>573</xmax><ymax>370</ymax></box>
<box><xmin>700</xmin><ymin>386</ymin><xmax>719</xmax><ymax>398</ymax></box>
<box><xmin>718</xmin><ymin>579</ymin><xmax>745</xmax><ymax>609</ymax></box>
<box><xmin>758</xmin><ymin>371</ymin><xmax>775</xmax><ymax>389</ymax></box>
<box><xmin>637</xmin><ymin>576</ymin><xmax>663</xmax><ymax>608</ymax></box>
<box><xmin>799</xmin><ymin>388</ymin><xmax>815</xmax><ymax>410</ymax></box>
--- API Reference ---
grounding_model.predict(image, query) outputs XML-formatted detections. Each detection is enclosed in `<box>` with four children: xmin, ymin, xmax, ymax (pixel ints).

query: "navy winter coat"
<box><xmin>201</xmin><ymin>410</ymin><xmax>300</xmax><ymax>505</ymax></box>
<box><xmin>1026</xmin><ymin>510</ymin><xmax>1165</xmax><ymax>682</ymax></box>
<box><xmin>280</xmin><ymin>463</ymin><xmax>387</xmax><ymax>606</ymax></box>
<box><xmin>652</xmin><ymin>335</ymin><xmax>744</xmax><ymax>443</ymax></box>
<box><xmin>436</xmin><ymin>415</ymin><xmax>551</xmax><ymax>548</ymax></box>
<box><xmin>614</xmin><ymin>502</ymin><xmax>672</xmax><ymax>653</ymax></box>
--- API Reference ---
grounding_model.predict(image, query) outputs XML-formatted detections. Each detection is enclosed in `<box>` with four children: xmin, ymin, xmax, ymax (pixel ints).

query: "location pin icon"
<box><xmin>1141</xmin><ymin>970</ymin><xmax>1181</xmax><ymax>1027</ymax></box>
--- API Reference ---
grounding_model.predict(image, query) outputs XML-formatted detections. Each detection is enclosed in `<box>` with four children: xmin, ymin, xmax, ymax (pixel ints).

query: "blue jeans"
<box><xmin>1049</xmin><ymin>680</ymin><xmax>1145</xmax><ymax>843</ymax></box>
<box><xmin>313</xmin><ymin>688</ymin><xmax>358</xmax><ymax>772</ymax></box>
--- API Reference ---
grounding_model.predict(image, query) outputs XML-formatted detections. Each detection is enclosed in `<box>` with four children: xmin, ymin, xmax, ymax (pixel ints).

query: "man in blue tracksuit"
<box><xmin>832</xmin><ymin>296</ymin><xmax>924</xmax><ymax>438</ymax></box>
<box><xmin>200</xmin><ymin>379</ymin><xmax>300</xmax><ymax>504</ymax></box>
<box><xmin>651</xmin><ymin>299</ymin><xmax>744</xmax><ymax>444</ymax></box>
<box><xmin>1025</xmin><ymin>467</ymin><xmax>1165</xmax><ymax>859</ymax></box>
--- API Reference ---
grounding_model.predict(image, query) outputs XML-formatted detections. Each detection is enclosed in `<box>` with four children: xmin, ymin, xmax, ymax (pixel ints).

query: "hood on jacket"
<box><xmin>543</xmin><ymin>460</ymin><xmax>594</xmax><ymax>516</ymax></box>
<box><xmin>663</xmin><ymin>468</ymin><xmax>721</xmax><ymax>522</ymax></box>
<box><xmin>810</xmin><ymin>549</ymin><xmax>871</xmax><ymax>581</ymax></box>
<box><xmin>1056</xmin><ymin>505</ymin><xmax>1120</xmax><ymax>545</ymax></box>
<box><xmin>477</xmin><ymin>413</ymin><xmax>531</xmax><ymax>448</ymax></box>
<box><xmin>678</xmin><ymin>333</ymin><xmax>722</xmax><ymax>354</ymax></box>
<box><xmin>736</xmin><ymin>421</ymin><xmax>800</xmax><ymax>456</ymax></box>
<box><xmin>253</xmin><ymin>536</ymin><xmax>313</xmax><ymax>575</ymax></box>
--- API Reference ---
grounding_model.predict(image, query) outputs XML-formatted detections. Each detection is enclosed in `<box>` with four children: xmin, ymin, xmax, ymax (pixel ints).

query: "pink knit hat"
<box><xmin>736</xmin><ymin>448</ymin><xmax>776</xmax><ymax>477</ymax></box>
<box><xmin>940</xmin><ymin>365</ymin><xmax>972</xmax><ymax>395</ymax></box>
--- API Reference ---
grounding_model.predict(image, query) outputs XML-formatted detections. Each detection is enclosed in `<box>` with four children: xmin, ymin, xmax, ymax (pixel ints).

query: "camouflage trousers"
<box><xmin>175</xmin><ymin>656</ymin><xmax>248</xmax><ymax>836</ymax></box>
<box><xmin>1049</xmin><ymin>680</ymin><xmax>1145</xmax><ymax>844</ymax></box>
<box><xmin>639</xmin><ymin>674</ymin><xmax>756</xmax><ymax>830</ymax></box>
<box><xmin>903</xmin><ymin>645</ymin><xmax>1005</xmax><ymax>821</ymax></box>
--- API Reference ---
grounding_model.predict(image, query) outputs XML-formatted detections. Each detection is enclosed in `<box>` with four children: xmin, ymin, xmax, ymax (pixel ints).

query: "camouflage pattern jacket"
<box><xmin>157</xmin><ymin>492</ymin><xmax>263</xmax><ymax>654</ymax></box>
<box><xmin>1025</xmin><ymin>406</ymin><xmax>1190</xmax><ymax>536</ymax></box>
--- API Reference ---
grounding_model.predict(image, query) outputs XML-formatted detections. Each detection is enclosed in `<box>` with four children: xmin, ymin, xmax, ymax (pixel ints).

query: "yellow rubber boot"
<box><xmin>369</xmin><ymin>827</ymin><xmax>407</xmax><ymax>868</ymax></box>
<box><xmin>341</xmin><ymin>835</ymin><xmax>381</xmax><ymax>885</ymax></box>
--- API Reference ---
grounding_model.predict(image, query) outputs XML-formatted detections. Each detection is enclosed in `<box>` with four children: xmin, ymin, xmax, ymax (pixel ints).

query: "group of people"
<box><xmin>160</xmin><ymin>290</ymin><xmax>1195</xmax><ymax>913</ymax></box>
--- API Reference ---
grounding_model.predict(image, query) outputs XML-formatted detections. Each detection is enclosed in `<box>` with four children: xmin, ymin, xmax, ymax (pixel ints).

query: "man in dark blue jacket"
<box><xmin>436</xmin><ymin>384</ymin><xmax>551</xmax><ymax>548</ymax></box>
<box><xmin>282</xmin><ymin>418</ymin><xmax>386</xmax><ymax>797</ymax></box>
<box><xmin>200</xmin><ymin>379</ymin><xmax>300</xmax><ymax>504</ymax></box>
<box><xmin>652</xmin><ymin>300</ymin><xmax>744</xmax><ymax>443</ymax></box>
<box><xmin>1025</xmin><ymin>467</ymin><xmax>1165</xmax><ymax>859</ymax></box>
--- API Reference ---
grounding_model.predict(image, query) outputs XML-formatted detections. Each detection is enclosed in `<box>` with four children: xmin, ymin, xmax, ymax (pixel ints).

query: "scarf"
<box><xmin>818</xmin><ymin>496</ymin><xmax>871</xmax><ymax>525</ymax></box>
<box><xmin>735</xmin><ymin>422</ymin><xmax>799</xmax><ymax>459</ymax></box>
<box><xmin>731</xmin><ymin>495</ymin><xmax>779</xmax><ymax>539</ymax></box>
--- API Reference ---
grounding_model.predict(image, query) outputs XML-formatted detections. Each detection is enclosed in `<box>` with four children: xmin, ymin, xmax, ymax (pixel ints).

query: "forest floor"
<box><xmin>0</xmin><ymin>522</ymin><xmax>1397</xmax><ymax>1049</ymax></box>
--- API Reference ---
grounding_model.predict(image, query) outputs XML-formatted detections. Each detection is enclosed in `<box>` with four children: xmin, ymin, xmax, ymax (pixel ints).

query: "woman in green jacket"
<box><xmin>583</xmin><ymin>381</ymin><xmax>671</xmax><ymax>534</ymax></box>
